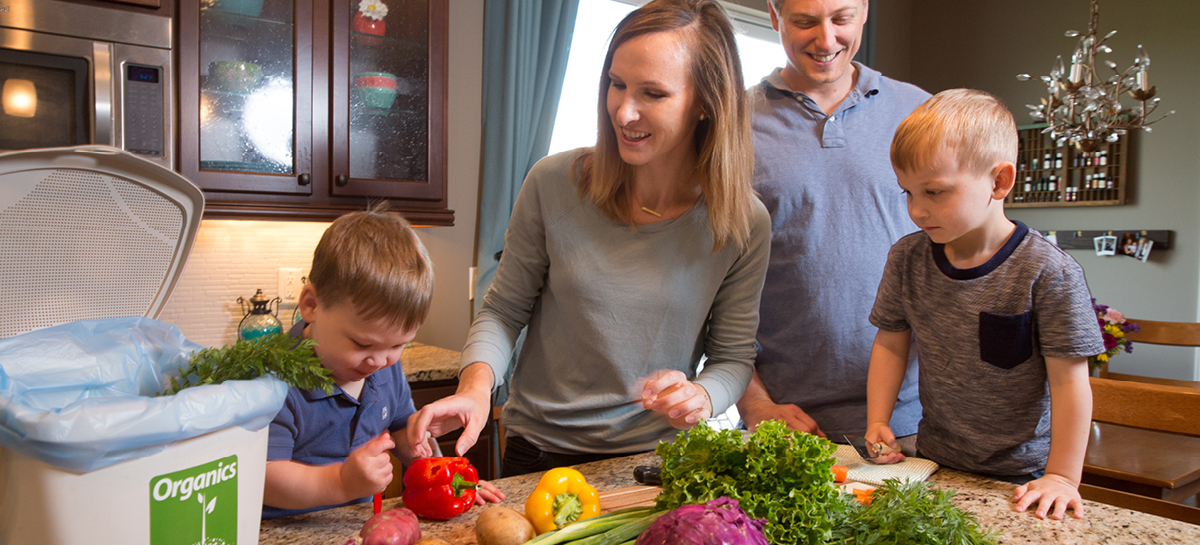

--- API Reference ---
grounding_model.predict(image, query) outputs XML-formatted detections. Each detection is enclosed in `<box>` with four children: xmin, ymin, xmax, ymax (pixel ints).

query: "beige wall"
<box><xmin>893</xmin><ymin>0</ymin><xmax>1200</xmax><ymax>380</ymax></box>
<box><xmin>159</xmin><ymin>0</ymin><xmax>484</xmax><ymax>351</ymax></box>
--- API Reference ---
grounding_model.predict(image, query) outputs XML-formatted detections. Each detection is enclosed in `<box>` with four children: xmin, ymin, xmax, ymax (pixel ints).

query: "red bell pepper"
<box><xmin>400</xmin><ymin>456</ymin><xmax>478</xmax><ymax>520</ymax></box>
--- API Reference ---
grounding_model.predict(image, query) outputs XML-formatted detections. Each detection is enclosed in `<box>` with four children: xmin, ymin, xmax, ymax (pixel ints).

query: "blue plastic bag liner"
<box><xmin>0</xmin><ymin>317</ymin><xmax>287</xmax><ymax>472</ymax></box>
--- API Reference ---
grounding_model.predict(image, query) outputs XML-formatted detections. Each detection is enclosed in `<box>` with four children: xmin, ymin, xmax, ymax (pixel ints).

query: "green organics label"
<box><xmin>149</xmin><ymin>455</ymin><xmax>238</xmax><ymax>545</ymax></box>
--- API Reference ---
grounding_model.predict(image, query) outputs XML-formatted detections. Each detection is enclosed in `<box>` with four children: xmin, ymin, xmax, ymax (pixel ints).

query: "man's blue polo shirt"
<box><xmin>262</xmin><ymin>320</ymin><xmax>416</xmax><ymax>519</ymax></box>
<box><xmin>750</xmin><ymin>63</ymin><xmax>928</xmax><ymax>440</ymax></box>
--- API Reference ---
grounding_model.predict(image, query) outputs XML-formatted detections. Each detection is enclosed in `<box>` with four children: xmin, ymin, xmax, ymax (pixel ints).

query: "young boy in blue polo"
<box><xmin>262</xmin><ymin>208</ymin><xmax>502</xmax><ymax>518</ymax></box>
<box><xmin>864</xmin><ymin>89</ymin><xmax>1105</xmax><ymax>521</ymax></box>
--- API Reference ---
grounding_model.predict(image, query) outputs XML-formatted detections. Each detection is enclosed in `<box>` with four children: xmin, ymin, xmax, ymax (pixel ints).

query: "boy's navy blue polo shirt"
<box><xmin>262</xmin><ymin>321</ymin><xmax>417</xmax><ymax>519</ymax></box>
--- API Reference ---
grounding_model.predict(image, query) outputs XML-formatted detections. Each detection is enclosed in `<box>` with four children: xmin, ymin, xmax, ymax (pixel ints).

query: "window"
<box><xmin>547</xmin><ymin>0</ymin><xmax>787</xmax><ymax>156</ymax></box>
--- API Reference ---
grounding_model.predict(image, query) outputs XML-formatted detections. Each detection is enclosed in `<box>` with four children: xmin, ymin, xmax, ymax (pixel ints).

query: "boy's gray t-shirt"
<box><xmin>870</xmin><ymin>222</ymin><xmax>1105</xmax><ymax>475</ymax></box>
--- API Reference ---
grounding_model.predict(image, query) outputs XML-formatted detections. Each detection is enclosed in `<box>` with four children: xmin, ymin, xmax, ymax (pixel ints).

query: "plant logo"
<box><xmin>149</xmin><ymin>455</ymin><xmax>239</xmax><ymax>545</ymax></box>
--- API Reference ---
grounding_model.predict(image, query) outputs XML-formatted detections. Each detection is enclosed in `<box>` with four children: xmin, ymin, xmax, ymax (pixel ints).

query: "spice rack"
<box><xmin>1007</xmin><ymin>123</ymin><xmax>1130</xmax><ymax>207</ymax></box>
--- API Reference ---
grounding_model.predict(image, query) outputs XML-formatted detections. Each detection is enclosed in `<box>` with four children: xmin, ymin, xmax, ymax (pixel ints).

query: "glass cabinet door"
<box><xmin>183</xmin><ymin>0</ymin><xmax>312</xmax><ymax>195</ymax></box>
<box><xmin>331</xmin><ymin>0</ymin><xmax>445</xmax><ymax>200</ymax></box>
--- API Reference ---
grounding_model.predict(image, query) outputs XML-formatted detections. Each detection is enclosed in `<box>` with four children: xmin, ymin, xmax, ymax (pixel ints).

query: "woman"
<box><xmin>408</xmin><ymin>0</ymin><xmax>770</xmax><ymax>477</ymax></box>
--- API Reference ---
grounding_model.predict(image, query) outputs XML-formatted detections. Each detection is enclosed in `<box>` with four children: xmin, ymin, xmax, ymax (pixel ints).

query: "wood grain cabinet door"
<box><xmin>178</xmin><ymin>0</ymin><xmax>452</xmax><ymax>225</ymax></box>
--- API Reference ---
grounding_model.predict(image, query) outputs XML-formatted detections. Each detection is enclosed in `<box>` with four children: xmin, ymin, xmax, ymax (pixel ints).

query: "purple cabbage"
<box><xmin>635</xmin><ymin>497</ymin><xmax>769</xmax><ymax>545</ymax></box>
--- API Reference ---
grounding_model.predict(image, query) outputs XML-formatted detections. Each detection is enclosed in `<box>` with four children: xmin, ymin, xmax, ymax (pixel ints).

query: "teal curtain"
<box><xmin>475</xmin><ymin>0</ymin><xmax>580</xmax><ymax>316</ymax></box>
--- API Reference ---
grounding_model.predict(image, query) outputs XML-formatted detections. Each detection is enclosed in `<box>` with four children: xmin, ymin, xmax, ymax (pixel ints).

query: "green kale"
<box><xmin>829</xmin><ymin>479</ymin><xmax>1000</xmax><ymax>545</ymax></box>
<box><xmin>158</xmin><ymin>332</ymin><xmax>333</xmax><ymax>396</ymax></box>
<box><xmin>655</xmin><ymin>420</ymin><xmax>842</xmax><ymax>545</ymax></box>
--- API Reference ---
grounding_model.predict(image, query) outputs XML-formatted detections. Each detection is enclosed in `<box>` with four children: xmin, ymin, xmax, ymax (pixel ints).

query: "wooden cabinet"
<box><xmin>1006</xmin><ymin>124</ymin><xmax>1130</xmax><ymax>208</ymax></box>
<box><xmin>178</xmin><ymin>0</ymin><xmax>452</xmax><ymax>225</ymax></box>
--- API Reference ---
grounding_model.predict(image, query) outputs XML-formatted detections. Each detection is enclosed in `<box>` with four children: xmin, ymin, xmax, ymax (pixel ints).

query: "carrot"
<box><xmin>831</xmin><ymin>465</ymin><xmax>848</xmax><ymax>483</ymax></box>
<box><xmin>852</xmin><ymin>488</ymin><xmax>874</xmax><ymax>505</ymax></box>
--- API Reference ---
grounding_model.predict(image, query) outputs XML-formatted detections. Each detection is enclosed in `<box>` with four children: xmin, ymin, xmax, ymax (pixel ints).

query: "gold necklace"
<box><xmin>640</xmin><ymin>206</ymin><xmax>663</xmax><ymax>218</ymax></box>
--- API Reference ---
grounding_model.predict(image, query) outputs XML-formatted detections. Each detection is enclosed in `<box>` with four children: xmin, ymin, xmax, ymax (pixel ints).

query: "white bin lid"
<box><xmin>0</xmin><ymin>146</ymin><xmax>203</xmax><ymax>338</ymax></box>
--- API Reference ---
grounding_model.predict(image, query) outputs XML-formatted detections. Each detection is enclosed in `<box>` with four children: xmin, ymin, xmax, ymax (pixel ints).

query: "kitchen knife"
<box><xmin>844</xmin><ymin>435</ymin><xmax>899</xmax><ymax>462</ymax></box>
<box><xmin>633</xmin><ymin>465</ymin><xmax>661</xmax><ymax>485</ymax></box>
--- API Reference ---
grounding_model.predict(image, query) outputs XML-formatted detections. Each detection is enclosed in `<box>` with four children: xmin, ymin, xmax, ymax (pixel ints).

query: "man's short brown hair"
<box><xmin>307</xmin><ymin>204</ymin><xmax>433</xmax><ymax>331</ymax></box>
<box><xmin>891</xmin><ymin>88</ymin><xmax>1018</xmax><ymax>177</ymax></box>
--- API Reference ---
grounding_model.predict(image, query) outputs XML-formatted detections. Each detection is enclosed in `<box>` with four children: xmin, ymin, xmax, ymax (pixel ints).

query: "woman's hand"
<box><xmin>406</xmin><ymin>363</ymin><xmax>495</xmax><ymax>457</ymax></box>
<box><xmin>635</xmin><ymin>369</ymin><xmax>712</xmax><ymax>429</ymax></box>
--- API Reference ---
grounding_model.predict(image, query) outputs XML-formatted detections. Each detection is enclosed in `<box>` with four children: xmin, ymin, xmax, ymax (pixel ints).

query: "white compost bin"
<box><xmin>0</xmin><ymin>146</ymin><xmax>280</xmax><ymax>545</ymax></box>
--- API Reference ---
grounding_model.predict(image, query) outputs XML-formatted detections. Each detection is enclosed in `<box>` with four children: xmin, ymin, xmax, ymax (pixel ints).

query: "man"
<box><xmin>736</xmin><ymin>0</ymin><xmax>928</xmax><ymax>449</ymax></box>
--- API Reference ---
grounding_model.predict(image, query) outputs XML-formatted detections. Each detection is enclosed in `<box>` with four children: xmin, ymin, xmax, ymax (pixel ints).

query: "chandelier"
<box><xmin>1017</xmin><ymin>0</ymin><xmax>1172</xmax><ymax>151</ymax></box>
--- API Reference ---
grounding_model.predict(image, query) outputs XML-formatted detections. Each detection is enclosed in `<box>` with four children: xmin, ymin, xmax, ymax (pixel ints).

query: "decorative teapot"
<box><xmin>236</xmin><ymin>289</ymin><xmax>282</xmax><ymax>341</ymax></box>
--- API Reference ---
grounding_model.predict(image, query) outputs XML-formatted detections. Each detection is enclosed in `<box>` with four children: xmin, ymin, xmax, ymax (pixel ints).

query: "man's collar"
<box><xmin>761</xmin><ymin>62</ymin><xmax>883</xmax><ymax>113</ymax></box>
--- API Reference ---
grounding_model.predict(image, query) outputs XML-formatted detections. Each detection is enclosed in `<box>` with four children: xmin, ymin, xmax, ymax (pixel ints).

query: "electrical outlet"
<box><xmin>278</xmin><ymin>268</ymin><xmax>303</xmax><ymax>303</ymax></box>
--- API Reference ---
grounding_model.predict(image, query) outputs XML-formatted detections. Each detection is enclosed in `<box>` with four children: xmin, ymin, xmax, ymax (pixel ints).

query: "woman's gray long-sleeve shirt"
<box><xmin>462</xmin><ymin>150</ymin><xmax>771</xmax><ymax>454</ymax></box>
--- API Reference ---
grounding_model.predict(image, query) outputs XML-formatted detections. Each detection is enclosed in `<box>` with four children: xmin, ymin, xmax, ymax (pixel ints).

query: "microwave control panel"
<box><xmin>122</xmin><ymin>64</ymin><xmax>164</xmax><ymax>159</ymax></box>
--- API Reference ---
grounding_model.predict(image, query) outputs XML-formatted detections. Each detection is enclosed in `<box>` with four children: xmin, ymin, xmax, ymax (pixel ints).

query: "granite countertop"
<box><xmin>401</xmin><ymin>342</ymin><xmax>462</xmax><ymax>383</ymax></box>
<box><xmin>260</xmin><ymin>452</ymin><xmax>1200</xmax><ymax>545</ymax></box>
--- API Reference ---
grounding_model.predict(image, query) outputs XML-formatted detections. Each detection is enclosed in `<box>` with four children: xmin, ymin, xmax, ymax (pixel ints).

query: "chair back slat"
<box><xmin>1124</xmin><ymin>318</ymin><xmax>1200</xmax><ymax>347</ymax></box>
<box><xmin>1090</xmin><ymin>377</ymin><xmax>1200</xmax><ymax>436</ymax></box>
<box><xmin>1080</xmin><ymin>484</ymin><xmax>1200</xmax><ymax>525</ymax></box>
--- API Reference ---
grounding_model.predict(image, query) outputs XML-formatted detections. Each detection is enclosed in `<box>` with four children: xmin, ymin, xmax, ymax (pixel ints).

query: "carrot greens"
<box><xmin>158</xmin><ymin>332</ymin><xmax>332</xmax><ymax>396</ymax></box>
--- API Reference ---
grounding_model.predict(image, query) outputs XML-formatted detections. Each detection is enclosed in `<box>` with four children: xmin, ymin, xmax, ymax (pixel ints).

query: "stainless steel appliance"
<box><xmin>0</xmin><ymin>0</ymin><xmax>174</xmax><ymax>170</ymax></box>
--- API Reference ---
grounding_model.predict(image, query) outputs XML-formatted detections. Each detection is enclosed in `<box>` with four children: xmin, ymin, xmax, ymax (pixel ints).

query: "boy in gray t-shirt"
<box><xmin>864</xmin><ymin>89</ymin><xmax>1105</xmax><ymax>521</ymax></box>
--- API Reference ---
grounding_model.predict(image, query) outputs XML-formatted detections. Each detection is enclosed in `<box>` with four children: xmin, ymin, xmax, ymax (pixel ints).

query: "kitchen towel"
<box><xmin>833</xmin><ymin>444</ymin><xmax>940</xmax><ymax>486</ymax></box>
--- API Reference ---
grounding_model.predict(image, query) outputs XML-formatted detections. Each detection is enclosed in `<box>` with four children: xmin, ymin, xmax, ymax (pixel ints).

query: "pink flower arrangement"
<box><xmin>1089</xmin><ymin>298</ymin><xmax>1138</xmax><ymax>375</ymax></box>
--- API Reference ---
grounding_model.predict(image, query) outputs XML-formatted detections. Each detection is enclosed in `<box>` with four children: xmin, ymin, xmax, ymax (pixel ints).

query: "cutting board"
<box><xmin>599</xmin><ymin>485</ymin><xmax>661</xmax><ymax>512</ymax></box>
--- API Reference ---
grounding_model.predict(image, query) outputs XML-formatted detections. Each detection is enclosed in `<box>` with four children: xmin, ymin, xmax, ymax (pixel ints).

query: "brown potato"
<box><xmin>412</xmin><ymin>539</ymin><xmax>451</xmax><ymax>545</ymax></box>
<box><xmin>474</xmin><ymin>506</ymin><xmax>536</xmax><ymax>545</ymax></box>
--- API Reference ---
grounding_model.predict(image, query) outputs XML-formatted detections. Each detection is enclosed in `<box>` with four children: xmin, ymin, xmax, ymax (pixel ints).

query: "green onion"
<box><xmin>568</xmin><ymin>510</ymin><xmax>665</xmax><ymax>545</ymax></box>
<box><xmin>523</xmin><ymin>507</ymin><xmax>660</xmax><ymax>545</ymax></box>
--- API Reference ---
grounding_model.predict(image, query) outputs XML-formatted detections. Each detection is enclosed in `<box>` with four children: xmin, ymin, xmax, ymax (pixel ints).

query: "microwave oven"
<box><xmin>0</xmin><ymin>0</ymin><xmax>174</xmax><ymax>170</ymax></box>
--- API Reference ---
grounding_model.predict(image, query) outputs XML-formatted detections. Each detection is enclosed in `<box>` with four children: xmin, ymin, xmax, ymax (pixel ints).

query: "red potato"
<box><xmin>361</xmin><ymin>507</ymin><xmax>421</xmax><ymax>545</ymax></box>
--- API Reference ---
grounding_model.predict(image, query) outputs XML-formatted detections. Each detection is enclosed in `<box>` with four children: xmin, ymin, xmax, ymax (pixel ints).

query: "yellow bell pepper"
<box><xmin>524</xmin><ymin>467</ymin><xmax>601</xmax><ymax>534</ymax></box>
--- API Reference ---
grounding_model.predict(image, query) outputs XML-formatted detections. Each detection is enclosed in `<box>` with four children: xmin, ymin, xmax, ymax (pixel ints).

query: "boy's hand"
<box><xmin>864</xmin><ymin>422</ymin><xmax>906</xmax><ymax>464</ymax></box>
<box><xmin>1012</xmin><ymin>474</ymin><xmax>1085</xmax><ymax>519</ymax></box>
<box><xmin>340</xmin><ymin>432</ymin><xmax>396</xmax><ymax>499</ymax></box>
<box><xmin>635</xmin><ymin>370</ymin><xmax>711</xmax><ymax>428</ymax></box>
<box><xmin>474</xmin><ymin>479</ymin><xmax>506</xmax><ymax>505</ymax></box>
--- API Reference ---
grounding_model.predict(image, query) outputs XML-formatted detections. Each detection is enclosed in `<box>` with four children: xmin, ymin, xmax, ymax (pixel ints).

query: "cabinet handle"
<box><xmin>335</xmin><ymin>174</ymin><xmax>349</xmax><ymax>186</ymax></box>
<box><xmin>297</xmin><ymin>173</ymin><xmax>311</xmax><ymax>186</ymax></box>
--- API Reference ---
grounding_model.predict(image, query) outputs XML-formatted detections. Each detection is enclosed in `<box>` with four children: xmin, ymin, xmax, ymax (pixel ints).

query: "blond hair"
<box><xmin>308</xmin><ymin>204</ymin><xmax>434</xmax><ymax>331</ymax></box>
<box><xmin>891</xmin><ymin>88</ymin><xmax>1018</xmax><ymax>176</ymax></box>
<box><xmin>574</xmin><ymin>0</ymin><xmax>755</xmax><ymax>251</ymax></box>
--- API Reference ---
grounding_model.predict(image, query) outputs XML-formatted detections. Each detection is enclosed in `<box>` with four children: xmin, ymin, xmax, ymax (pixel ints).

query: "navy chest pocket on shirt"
<box><xmin>979</xmin><ymin>311</ymin><xmax>1034</xmax><ymax>370</ymax></box>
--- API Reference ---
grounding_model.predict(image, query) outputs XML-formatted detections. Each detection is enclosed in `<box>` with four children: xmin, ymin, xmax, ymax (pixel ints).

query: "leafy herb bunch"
<box><xmin>158</xmin><ymin>332</ymin><xmax>333</xmax><ymax>396</ymax></box>
<box><xmin>829</xmin><ymin>479</ymin><xmax>999</xmax><ymax>545</ymax></box>
<box><xmin>655</xmin><ymin>420</ymin><xmax>842</xmax><ymax>545</ymax></box>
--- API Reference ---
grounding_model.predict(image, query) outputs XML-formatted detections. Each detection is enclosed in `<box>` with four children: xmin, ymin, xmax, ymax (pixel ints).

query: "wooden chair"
<box><xmin>1090</xmin><ymin>376</ymin><xmax>1200</xmax><ymax>437</ymax></box>
<box><xmin>1084</xmin><ymin>377</ymin><xmax>1200</xmax><ymax>513</ymax></box>
<box><xmin>1099</xmin><ymin>318</ymin><xmax>1200</xmax><ymax>389</ymax></box>
<box><xmin>1080</xmin><ymin>484</ymin><xmax>1200</xmax><ymax>525</ymax></box>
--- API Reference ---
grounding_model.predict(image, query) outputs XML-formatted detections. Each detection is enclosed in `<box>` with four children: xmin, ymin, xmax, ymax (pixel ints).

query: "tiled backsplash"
<box><xmin>156</xmin><ymin>220</ymin><xmax>330</xmax><ymax>348</ymax></box>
